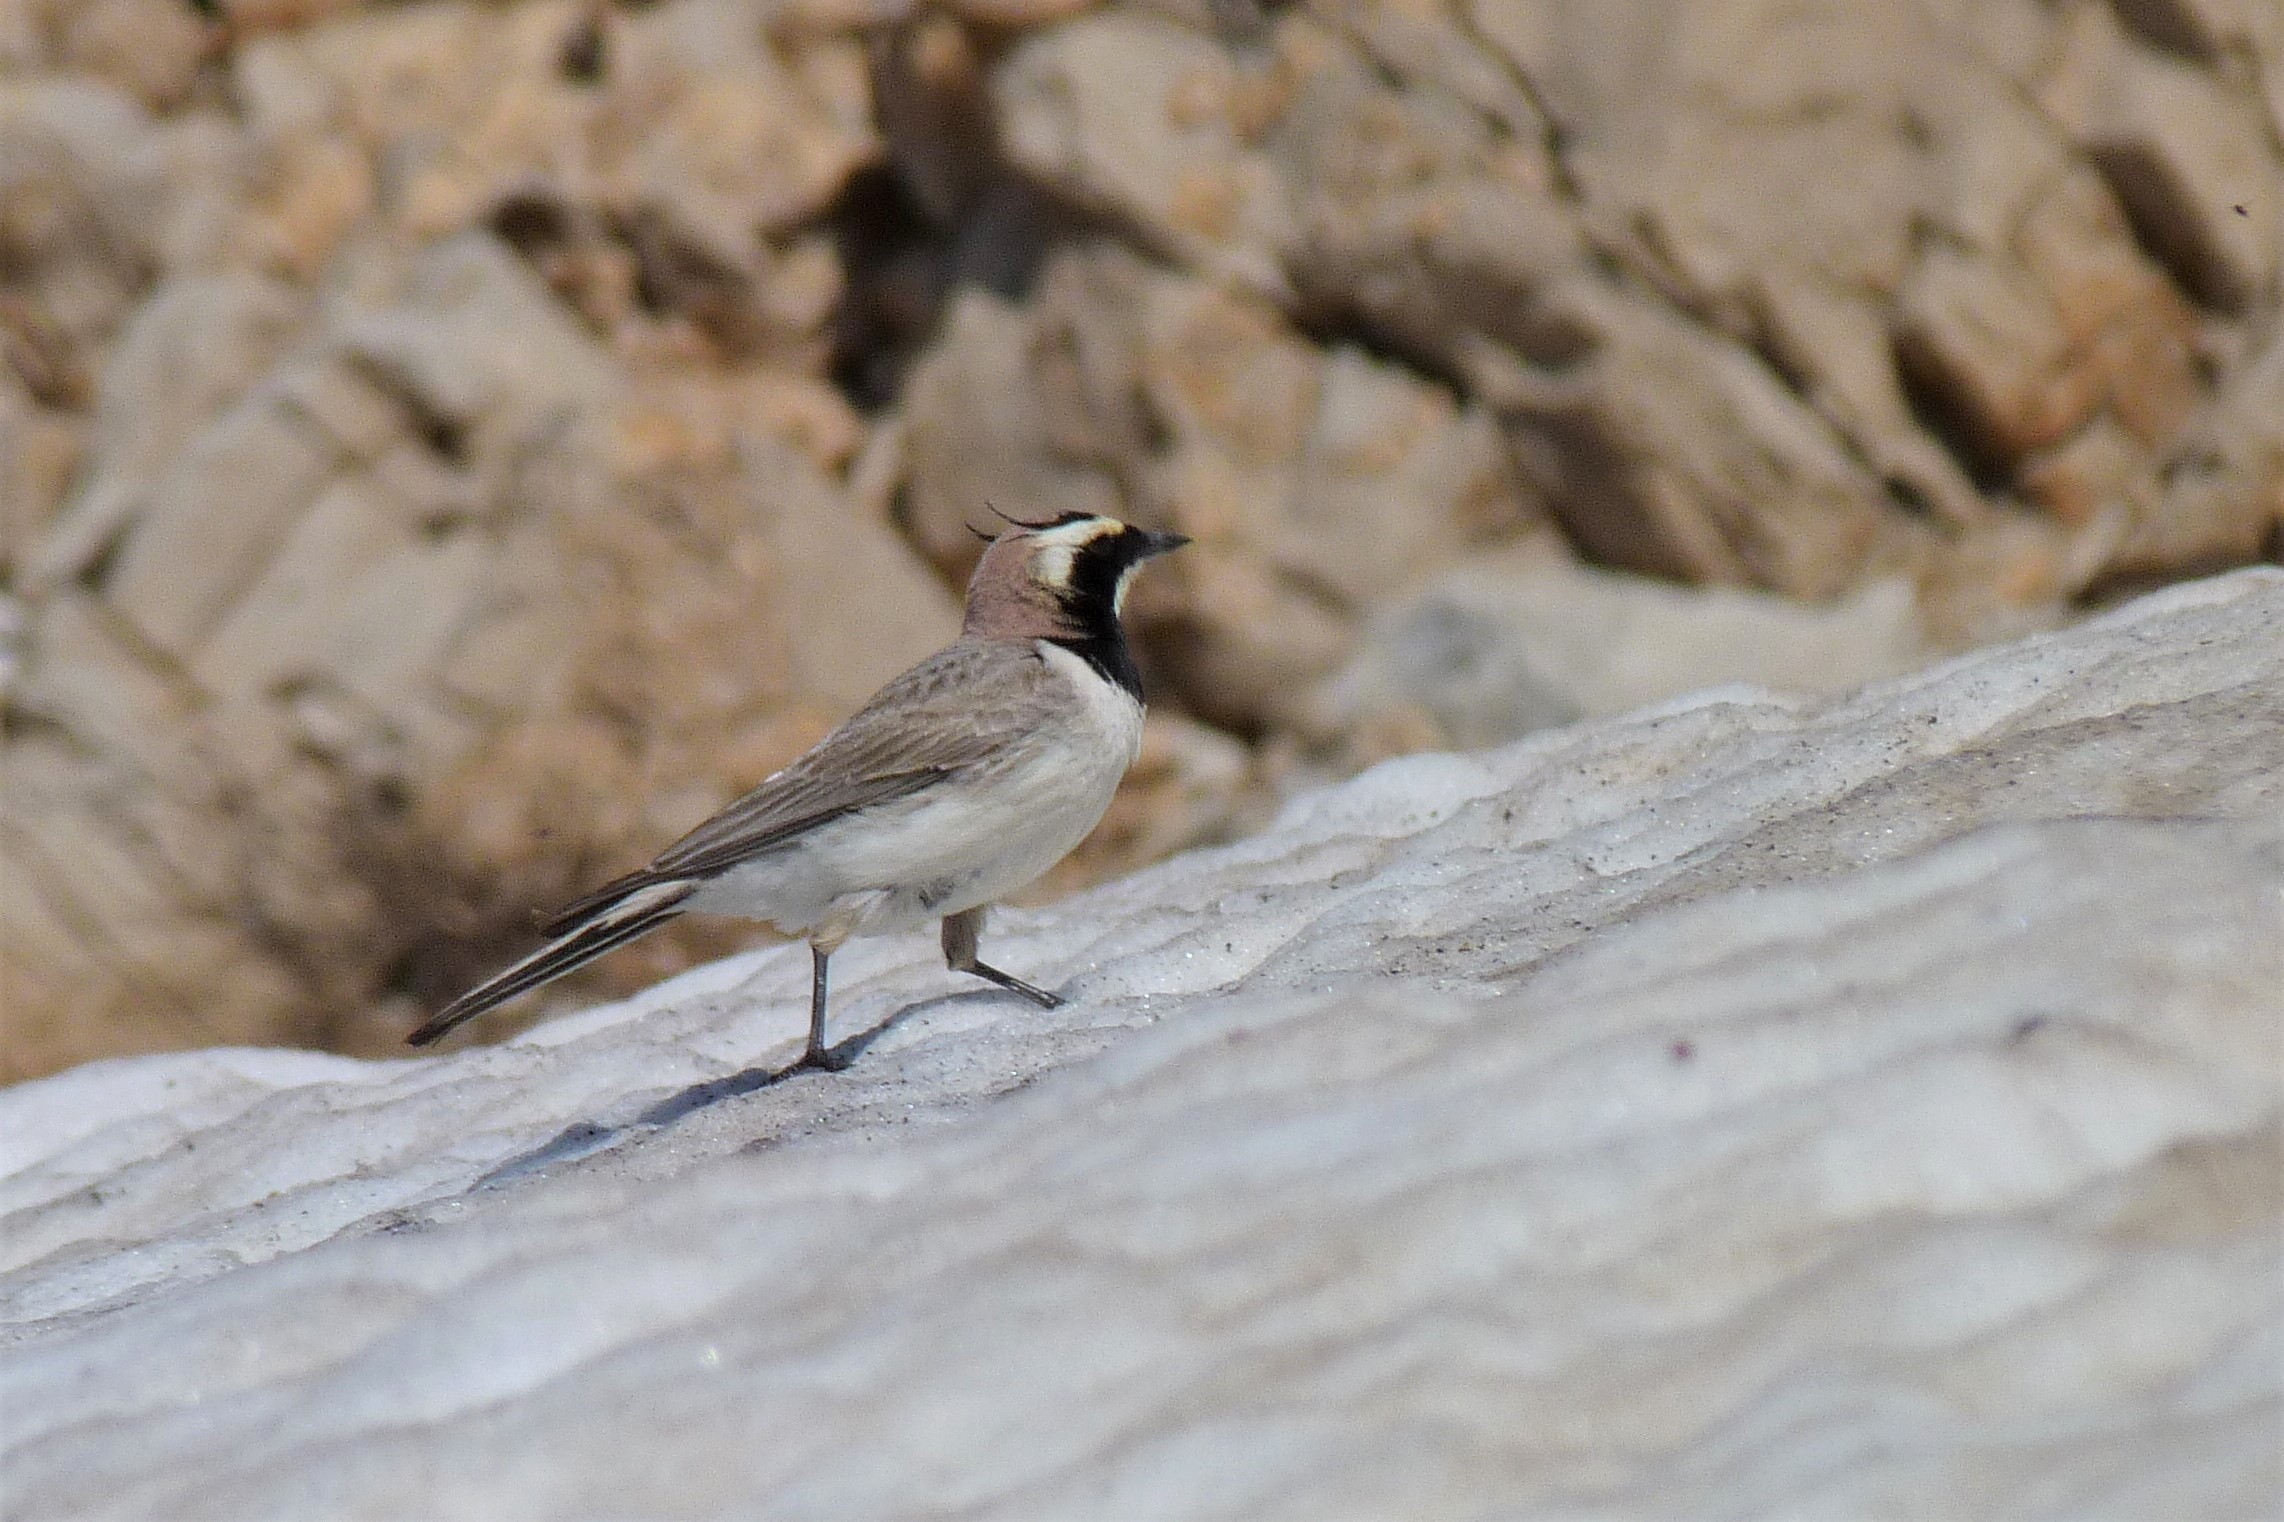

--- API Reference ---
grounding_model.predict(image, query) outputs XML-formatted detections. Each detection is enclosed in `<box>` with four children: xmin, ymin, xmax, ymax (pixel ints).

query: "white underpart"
<box><xmin>686</xmin><ymin>641</ymin><xmax>1144</xmax><ymax>946</ymax></box>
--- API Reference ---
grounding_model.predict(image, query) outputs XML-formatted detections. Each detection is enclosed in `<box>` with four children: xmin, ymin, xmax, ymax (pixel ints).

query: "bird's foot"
<box><xmin>797</xmin><ymin>1043</ymin><xmax>854</xmax><ymax>1073</ymax></box>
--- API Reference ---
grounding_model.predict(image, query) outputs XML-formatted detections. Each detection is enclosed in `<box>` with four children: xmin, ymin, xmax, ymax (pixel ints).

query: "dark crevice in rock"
<box><xmin>2085</xmin><ymin>144</ymin><xmax>2239</xmax><ymax>311</ymax></box>
<box><xmin>0</xmin><ymin>704</ymin><xmax>86</xmax><ymax>750</ymax></box>
<box><xmin>827</xmin><ymin>163</ymin><xmax>950</xmax><ymax>411</ymax></box>
<box><xmin>1891</xmin><ymin>327</ymin><xmax>2016</xmax><ymax>496</ymax></box>
<box><xmin>825</xmin><ymin>164</ymin><xmax>1128</xmax><ymax>413</ymax></box>
<box><xmin>1206</xmin><ymin>0</ymin><xmax>1280</xmax><ymax>48</ymax></box>
<box><xmin>2078</xmin><ymin>535</ymin><xmax>2284</xmax><ymax>608</ymax></box>
<box><xmin>2106</xmin><ymin>0</ymin><xmax>2222</xmax><ymax>62</ymax></box>
<box><xmin>618</xmin><ymin>210</ymin><xmax>750</xmax><ymax>334</ymax></box>
<box><xmin>1880</xmin><ymin>473</ymin><xmax>1945</xmax><ymax>521</ymax></box>
<box><xmin>558</xmin><ymin>8</ymin><xmax>607</xmax><ymax>84</ymax></box>
<box><xmin>344</xmin><ymin>353</ymin><xmax>471</xmax><ymax>466</ymax></box>
<box><xmin>1284</xmin><ymin>296</ymin><xmax>1478</xmax><ymax>398</ymax></box>
<box><xmin>489</xmin><ymin>191</ymin><xmax>576</xmax><ymax>259</ymax></box>
<box><xmin>69</xmin><ymin>521</ymin><xmax>130</xmax><ymax>594</ymax></box>
<box><xmin>1740</xmin><ymin>322</ymin><xmax>1950</xmax><ymax>527</ymax></box>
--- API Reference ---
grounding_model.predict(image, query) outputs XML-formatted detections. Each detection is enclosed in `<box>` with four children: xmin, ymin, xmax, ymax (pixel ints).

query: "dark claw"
<box><xmin>798</xmin><ymin>1044</ymin><xmax>855</xmax><ymax>1073</ymax></box>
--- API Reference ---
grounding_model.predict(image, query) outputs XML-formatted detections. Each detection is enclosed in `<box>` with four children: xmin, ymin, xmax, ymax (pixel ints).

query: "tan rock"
<box><xmin>54</xmin><ymin>0</ymin><xmax>215</xmax><ymax>113</ymax></box>
<box><xmin>1136</xmin><ymin>279</ymin><xmax>1317</xmax><ymax>469</ymax></box>
<box><xmin>897</xmin><ymin>243</ymin><xmax>1532</xmax><ymax>729</ymax></box>
<box><xmin>556</xmin><ymin>442</ymin><xmax>793</xmax><ymax>751</ymax></box>
<box><xmin>1487</xmin><ymin>282</ymin><xmax>1896</xmax><ymax>599</ymax></box>
<box><xmin>1282</xmin><ymin>345</ymin><xmax>1514</xmax><ymax>603</ymax></box>
<box><xmin>1288</xmin><ymin>0</ymin><xmax>2267</xmax><ymax>593</ymax></box>
<box><xmin>312</xmin><ymin>534</ymin><xmax>494</xmax><ymax>767</ymax></box>
<box><xmin>600</xmin><ymin>1</ymin><xmax>878</xmax><ymax>241</ymax></box>
<box><xmin>2045</xmin><ymin>0</ymin><xmax>2280</xmax><ymax>312</ymax></box>
<box><xmin>996</xmin><ymin>3</ymin><xmax>2037</xmax><ymax>604</ymax></box>
<box><xmin>216</xmin><ymin>0</ymin><xmax>371</xmax><ymax>34</ymax></box>
<box><xmin>1304</xmin><ymin>542</ymin><xmax>1932</xmax><ymax>767</ymax></box>
<box><xmin>102</xmin><ymin>390</ymin><xmax>341</xmax><ymax>659</ymax></box>
<box><xmin>1138</xmin><ymin>276</ymin><xmax>1519</xmax><ymax>607</ymax></box>
<box><xmin>997</xmin><ymin>13</ymin><xmax>1298</xmax><ymax>300</ymax></box>
<box><xmin>23</xmin><ymin>270</ymin><xmax>308</xmax><ymax>594</ymax></box>
<box><xmin>431</xmin><ymin>515</ymin><xmax>575</xmax><ymax>721</ymax></box>
<box><xmin>1752</xmin><ymin>272</ymin><xmax>1986</xmax><ymax>529</ymax></box>
<box><xmin>1465</xmin><ymin>0</ymin><xmax>1947</xmax><ymax>300</ymax></box>
<box><xmin>0</xmin><ymin>379</ymin><xmax>82</xmax><ymax>578</ymax></box>
<box><xmin>230</xmin><ymin>2</ymin><xmax>586</xmax><ymax>222</ymax></box>
<box><xmin>8</xmin><ymin>0</ymin><xmax>2280</xmax><ymax>1086</ymax></box>
<box><xmin>0</xmin><ymin>201</ymin><xmax>937</xmax><ymax>1074</ymax></box>
<box><xmin>2018</xmin><ymin>416</ymin><xmax>2150</xmax><ymax>528</ymax></box>
<box><xmin>1274</xmin><ymin>38</ymin><xmax>1583</xmax><ymax>360</ymax></box>
<box><xmin>1914</xmin><ymin>509</ymin><xmax>2084</xmax><ymax>645</ymax></box>
<box><xmin>1892</xmin><ymin>152</ymin><xmax>2204</xmax><ymax>501</ymax></box>
<box><xmin>946</xmin><ymin>0</ymin><xmax>1099</xmax><ymax>26</ymax></box>
<box><xmin>329</xmin><ymin>234</ymin><xmax>616</xmax><ymax>483</ymax></box>
<box><xmin>605</xmin><ymin>364</ymin><xmax>863</xmax><ymax>480</ymax></box>
<box><xmin>1314</xmin><ymin>0</ymin><xmax>1548</xmax><ymax>144</ymax></box>
<box><xmin>230</xmin><ymin>135</ymin><xmax>374</xmax><ymax>281</ymax></box>
<box><xmin>1894</xmin><ymin>244</ymin><xmax>2099</xmax><ymax>468</ymax></box>
<box><xmin>2017</xmin><ymin>168</ymin><xmax>2204</xmax><ymax>449</ymax></box>
<box><xmin>899</xmin><ymin>285</ymin><xmax>1127</xmax><ymax>576</ymax></box>
<box><xmin>747</xmin><ymin>431</ymin><xmax>960</xmax><ymax>715</ymax></box>
<box><xmin>2106</xmin><ymin>0</ymin><xmax>2267</xmax><ymax>59</ymax></box>
<box><xmin>226</xmin><ymin>0</ymin><xmax>878</xmax><ymax>359</ymax></box>
<box><xmin>0</xmin><ymin>887</ymin><xmax>297</xmax><ymax>1083</ymax></box>
<box><xmin>2102</xmin><ymin>327</ymin><xmax>2284</xmax><ymax>588</ymax></box>
<box><xmin>0</xmin><ymin>743</ymin><xmax>309</xmax><ymax>1077</ymax></box>
<box><xmin>0</xmin><ymin>80</ymin><xmax>174</xmax><ymax>405</ymax></box>
<box><xmin>7</xmin><ymin>591</ymin><xmax>200</xmax><ymax>777</ymax></box>
<box><xmin>1148</xmin><ymin>536</ymin><xmax>1358</xmax><ymax>733</ymax></box>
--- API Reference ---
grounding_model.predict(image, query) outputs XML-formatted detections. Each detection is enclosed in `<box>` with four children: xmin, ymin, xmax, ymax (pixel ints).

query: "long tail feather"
<box><xmin>542</xmin><ymin>865</ymin><xmax>672</xmax><ymax>937</ymax></box>
<box><xmin>407</xmin><ymin>880</ymin><xmax>697</xmax><ymax>1046</ymax></box>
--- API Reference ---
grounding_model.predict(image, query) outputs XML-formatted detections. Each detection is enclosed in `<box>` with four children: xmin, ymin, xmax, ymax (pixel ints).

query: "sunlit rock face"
<box><xmin>1</xmin><ymin>569</ymin><xmax>2277</xmax><ymax>1519</ymax></box>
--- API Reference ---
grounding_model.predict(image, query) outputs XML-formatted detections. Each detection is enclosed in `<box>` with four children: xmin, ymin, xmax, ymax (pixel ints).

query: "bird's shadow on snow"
<box><xmin>467</xmin><ymin>987</ymin><xmax>1000</xmax><ymax>1190</ymax></box>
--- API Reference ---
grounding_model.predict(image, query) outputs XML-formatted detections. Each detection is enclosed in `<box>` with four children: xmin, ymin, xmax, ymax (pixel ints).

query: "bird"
<box><xmin>407</xmin><ymin>510</ymin><xmax>1188</xmax><ymax>1069</ymax></box>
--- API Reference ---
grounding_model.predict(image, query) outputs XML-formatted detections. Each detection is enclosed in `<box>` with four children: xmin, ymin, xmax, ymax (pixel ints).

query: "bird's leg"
<box><xmin>941</xmin><ymin>906</ymin><xmax>1063</xmax><ymax>1010</ymax></box>
<box><xmin>973</xmin><ymin>964</ymin><xmax>1064</xmax><ymax>1009</ymax></box>
<box><xmin>801</xmin><ymin>942</ymin><xmax>852</xmax><ymax>1071</ymax></box>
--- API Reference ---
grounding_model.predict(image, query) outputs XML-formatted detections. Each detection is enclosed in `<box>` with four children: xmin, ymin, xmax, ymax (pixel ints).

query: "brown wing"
<box><xmin>544</xmin><ymin>641</ymin><xmax>1052</xmax><ymax>932</ymax></box>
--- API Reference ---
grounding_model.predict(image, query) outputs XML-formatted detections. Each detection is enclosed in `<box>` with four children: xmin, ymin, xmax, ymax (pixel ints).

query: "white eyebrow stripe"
<box><xmin>1027</xmin><ymin>518</ymin><xmax>1119</xmax><ymax>550</ymax></box>
<box><xmin>1025</xmin><ymin>517</ymin><xmax>1121</xmax><ymax>589</ymax></box>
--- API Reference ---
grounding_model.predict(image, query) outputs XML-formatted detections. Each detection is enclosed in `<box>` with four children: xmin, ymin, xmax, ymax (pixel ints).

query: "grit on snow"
<box><xmin>1</xmin><ymin>570</ymin><xmax>2278</xmax><ymax>1519</ymax></box>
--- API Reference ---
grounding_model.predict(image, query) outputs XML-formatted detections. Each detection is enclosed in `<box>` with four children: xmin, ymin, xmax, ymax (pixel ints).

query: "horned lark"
<box><xmin>408</xmin><ymin>511</ymin><xmax>1187</xmax><ymax>1068</ymax></box>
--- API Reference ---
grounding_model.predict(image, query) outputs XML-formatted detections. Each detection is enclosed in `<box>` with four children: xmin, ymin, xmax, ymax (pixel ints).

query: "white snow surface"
<box><xmin>1</xmin><ymin>570</ymin><xmax>2279</xmax><ymax>1519</ymax></box>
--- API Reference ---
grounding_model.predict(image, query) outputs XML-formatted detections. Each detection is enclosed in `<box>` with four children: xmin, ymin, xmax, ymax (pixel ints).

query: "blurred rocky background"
<box><xmin>0</xmin><ymin>0</ymin><xmax>2276</xmax><ymax>1081</ymax></box>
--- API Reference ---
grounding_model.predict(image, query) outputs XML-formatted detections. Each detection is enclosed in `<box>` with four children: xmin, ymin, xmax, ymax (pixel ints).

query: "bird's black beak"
<box><xmin>1137</xmin><ymin>529</ymin><xmax>1190</xmax><ymax>558</ymax></box>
